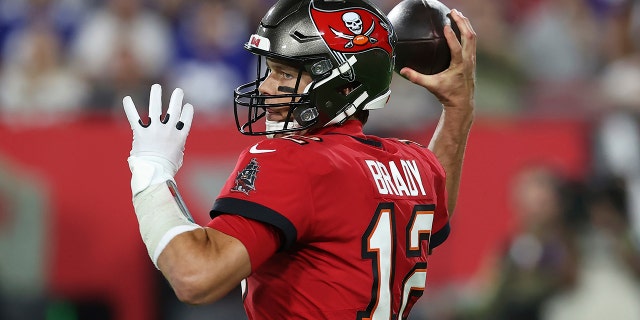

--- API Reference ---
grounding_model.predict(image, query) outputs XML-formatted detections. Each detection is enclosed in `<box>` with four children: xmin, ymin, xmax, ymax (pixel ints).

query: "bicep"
<box><xmin>208</xmin><ymin>213</ymin><xmax>281</xmax><ymax>272</ymax></box>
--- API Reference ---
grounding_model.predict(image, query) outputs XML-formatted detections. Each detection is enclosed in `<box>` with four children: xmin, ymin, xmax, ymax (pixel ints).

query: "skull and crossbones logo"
<box><xmin>330</xmin><ymin>11</ymin><xmax>378</xmax><ymax>48</ymax></box>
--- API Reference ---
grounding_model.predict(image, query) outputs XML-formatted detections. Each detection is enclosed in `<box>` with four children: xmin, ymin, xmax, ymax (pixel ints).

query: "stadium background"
<box><xmin>0</xmin><ymin>0</ymin><xmax>638</xmax><ymax>319</ymax></box>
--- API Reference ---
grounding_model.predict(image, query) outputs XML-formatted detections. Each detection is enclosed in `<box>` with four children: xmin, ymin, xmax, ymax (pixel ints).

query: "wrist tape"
<box><xmin>128</xmin><ymin>155</ymin><xmax>176</xmax><ymax>196</ymax></box>
<box><xmin>133</xmin><ymin>181</ymin><xmax>199</xmax><ymax>269</ymax></box>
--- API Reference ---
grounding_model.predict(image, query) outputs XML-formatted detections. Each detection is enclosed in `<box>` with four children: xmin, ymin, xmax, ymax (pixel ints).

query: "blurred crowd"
<box><xmin>422</xmin><ymin>165</ymin><xmax>640</xmax><ymax>320</ymax></box>
<box><xmin>0</xmin><ymin>0</ymin><xmax>636</xmax><ymax>129</ymax></box>
<box><xmin>1</xmin><ymin>0</ymin><xmax>640</xmax><ymax>319</ymax></box>
<box><xmin>413</xmin><ymin>1</ymin><xmax>640</xmax><ymax>318</ymax></box>
<box><xmin>0</xmin><ymin>0</ymin><xmax>272</xmax><ymax>126</ymax></box>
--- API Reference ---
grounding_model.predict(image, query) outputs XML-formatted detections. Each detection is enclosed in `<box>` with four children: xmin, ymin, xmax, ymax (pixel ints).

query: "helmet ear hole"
<box><xmin>293</xmin><ymin>106</ymin><xmax>319</xmax><ymax>125</ymax></box>
<box><xmin>337</xmin><ymin>81</ymin><xmax>361</xmax><ymax>96</ymax></box>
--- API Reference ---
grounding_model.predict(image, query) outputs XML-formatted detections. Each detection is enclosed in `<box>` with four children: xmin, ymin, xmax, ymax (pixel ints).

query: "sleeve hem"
<box><xmin>211</xmin><ymin>197</ymin><xmax>297</xmax><ymax>250</ymax></box>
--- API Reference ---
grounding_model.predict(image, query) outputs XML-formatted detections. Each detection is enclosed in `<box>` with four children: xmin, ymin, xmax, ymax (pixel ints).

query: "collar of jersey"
<box><xmin>312</xmin><ymin>120</ymin><xmax>364</xmax><ymax>137</ymax></box>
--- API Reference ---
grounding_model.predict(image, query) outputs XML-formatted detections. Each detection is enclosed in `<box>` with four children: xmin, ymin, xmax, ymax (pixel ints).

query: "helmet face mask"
<box><xmin>233</xmin><ymin>0</ymin><xmax>396</xmax><ymax>137</ymax></box>
<box><xmin>234</xmin><ymin>56</ymin><xmax>316</xmax><ymax>136</ymax></box>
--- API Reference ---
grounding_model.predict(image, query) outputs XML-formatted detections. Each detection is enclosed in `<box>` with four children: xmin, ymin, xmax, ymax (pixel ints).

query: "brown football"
<box><xmin>387</xmin><ymin>0</ymin><xmax>461</xmax><ymax>75</ymax></box>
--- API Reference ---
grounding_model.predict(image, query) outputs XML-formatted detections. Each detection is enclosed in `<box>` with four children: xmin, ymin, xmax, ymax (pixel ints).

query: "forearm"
<box><xmin>428</xmin><ymin>105</ymin><xmax>474</xmax><ymax>217</ymax></box>
<box><xmin>133</xmin><ymin>182</ymin><xmax>251</xmax><ymax>304</ymax></box>
<box><xmin>396</xmin><ymin>9</ymin><xmax>476</xmax><ymax>217</ymax></box>
<box><xmin>124</xmin><ymin>84</ymin><xmax>251</xmax><ymax>304</ymax></box>
<box><xmin>132</xmin><ymin>181</ymin><xmax>200</xmax><ymax>266</ymax></box>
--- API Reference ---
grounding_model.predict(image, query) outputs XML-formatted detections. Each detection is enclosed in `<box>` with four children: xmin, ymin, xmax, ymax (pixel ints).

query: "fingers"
<box><xmin>400</xmin><ymin>66</ymin><xmax>437</xmax><ymax>91</ymax></box>
<box><xmin>451</xmin><ymin>9</ymin><xmax>476</xmax><ymax>40</ymax></box>
<box><xmin>178</xmin><ymin>103</ymin><xmax>194</xmax><ymax>133</ymax></box>
<box><xmin>125</xmin><ymin>84</ymin><xmax>193</xmax><ymax>130</ymax></box>
<box><xmin>123</xmin><ymin>96</ymin><xmax>141</xmax><ymax>128</ymax></box>
<box><xmin>444</xmin><ymin>24</ymin><xmax>462</xmax><ymax>66</ymax></box>
<box><xmin>449</xmin><ymin>9</ymin><xmax>477</xmax><ymax>64</ymax></box>
<box><xmin>400</xmin><ymin>67</ymin><xmax>422</xmax><ymax>84</ymax></box>
<box><xmin>149</xmin><ymin>83</ymin><xmax>163</xmax><ymax>122</ymax></box>
<box><xmin>166</xmin><ymin>88</ymin><xmax>184</xmax><ymax>125</ymax></box>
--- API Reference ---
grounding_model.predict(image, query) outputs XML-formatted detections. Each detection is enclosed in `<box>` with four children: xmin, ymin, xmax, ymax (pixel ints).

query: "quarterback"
<box><xmin>123</xmin><ymin>0</ymin><xmax>476</xmax><ymax>318</ymax></box>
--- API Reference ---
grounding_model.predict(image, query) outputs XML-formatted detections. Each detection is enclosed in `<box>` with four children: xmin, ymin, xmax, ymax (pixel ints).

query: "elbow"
<box><xmin>170</xmin><ymin>273</ymin><xmax>221</xmax><ymax>305</ymax></box>
<box><xmin>172</xmin><ymin>280</ymin><xmax>205</xmax><ymax>305</ymax></box>
<box><xmin>165</xmin><ymin>267</ymin><xmax>236</xmax><ymax>305</ymax></box>
<box><xmin>156</xmin><ymin>228</ymin><xmax>251</xmax><ymax>305</ymax></box>
<box><xmin>174</xmin><ymin>289</ymin><xmax>210</xmax><ymax>305</ymax></box>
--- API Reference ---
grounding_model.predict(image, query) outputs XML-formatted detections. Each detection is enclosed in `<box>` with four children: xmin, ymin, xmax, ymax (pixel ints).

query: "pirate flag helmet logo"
<box><xmin>310</xmin><ymin>5</ymin><xmax>393</xmax><ymax>55</ymax></box>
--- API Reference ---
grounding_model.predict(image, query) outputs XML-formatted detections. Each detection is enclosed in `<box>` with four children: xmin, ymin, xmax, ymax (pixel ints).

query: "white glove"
<box><xmin>123</xmin><ymin>84</ymin><xmax>194</xmax><ymax>195</ymax></box>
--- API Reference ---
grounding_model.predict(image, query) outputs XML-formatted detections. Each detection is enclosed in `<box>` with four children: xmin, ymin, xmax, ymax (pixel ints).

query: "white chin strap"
<box><xmin>265</xmin><ymin>119</ymin><xmax>301</xmax><ymax>139</ymax></box>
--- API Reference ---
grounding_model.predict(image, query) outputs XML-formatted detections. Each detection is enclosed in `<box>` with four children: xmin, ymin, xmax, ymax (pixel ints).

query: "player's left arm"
<box><xmin>399</xmin><ymin>9</ymin><xmax>476</xmax><ymax>217</ymax></box>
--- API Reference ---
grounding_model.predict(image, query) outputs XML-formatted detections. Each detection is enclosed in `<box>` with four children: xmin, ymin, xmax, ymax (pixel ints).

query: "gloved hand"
<box><xmin>124</xmin><ymin>84</ymin><xmax>194</xmax><ymax>195</ymax></box>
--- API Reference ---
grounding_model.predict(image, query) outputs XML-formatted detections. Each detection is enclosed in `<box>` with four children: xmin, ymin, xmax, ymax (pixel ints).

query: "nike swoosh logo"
<box><xmin>249</xmin><ymin>144</ymin><xmax>276</xmax><ymax>154</ymax></box>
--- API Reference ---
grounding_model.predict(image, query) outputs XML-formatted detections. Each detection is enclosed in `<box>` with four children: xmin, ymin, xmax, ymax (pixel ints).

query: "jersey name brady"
<box><xmin>364</xmin><ymin>159</ymin><xmax>427</xmax><ymax>196</ymax></box>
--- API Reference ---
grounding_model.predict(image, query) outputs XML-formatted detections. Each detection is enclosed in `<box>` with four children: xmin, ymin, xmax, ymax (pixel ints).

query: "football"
<box><xmin>387</xmin><ymin>0</ymin><xmax>461</xmax><ymax>75</ymax></box>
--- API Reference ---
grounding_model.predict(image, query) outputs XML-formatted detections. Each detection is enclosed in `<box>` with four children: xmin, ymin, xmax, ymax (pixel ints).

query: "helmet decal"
<box><xmin>248</xmin><ymin>34</ymin><xmax>271</xmax><ymax>51</ymax></box>
<box><xmin>310</xmin><ymin>6</ymin><xmax>392</xmax><ymax>55</ymax></box>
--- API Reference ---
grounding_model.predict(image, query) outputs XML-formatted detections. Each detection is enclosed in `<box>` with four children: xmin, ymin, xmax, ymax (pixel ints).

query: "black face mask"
<box><xmin>233</xmin><ymin>56</ymin><xmax>318</xmax><ymax>136</ymax></box>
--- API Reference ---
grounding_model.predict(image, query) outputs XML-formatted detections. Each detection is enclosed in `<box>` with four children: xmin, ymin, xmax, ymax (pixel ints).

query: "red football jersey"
<box><xmin>208</xmin><ymin>120</ymin><xmax>449</xmax><ymax>319</ymax></box>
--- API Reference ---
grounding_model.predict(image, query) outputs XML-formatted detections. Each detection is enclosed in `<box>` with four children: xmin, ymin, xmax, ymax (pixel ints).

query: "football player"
<box><xmin>123</xmin><ymin>0</ymin><xmax>476</xmax><ymax>318</ymax></box>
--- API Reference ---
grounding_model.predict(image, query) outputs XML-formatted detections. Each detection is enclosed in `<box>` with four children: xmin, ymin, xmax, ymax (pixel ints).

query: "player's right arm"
<box><xmin>123</xmin><ymin>84</ymin><xmax>259</xmax><ymax>304</ymax></box>
<box><xmin>155</xmin><ymin>226</ymin><xmax>252</xmax><ymax>304</ymax></box>
<box><xmin>399</xmin><ymin>9</ymin><xmax>476</xmax><ymax>217</ymax></box>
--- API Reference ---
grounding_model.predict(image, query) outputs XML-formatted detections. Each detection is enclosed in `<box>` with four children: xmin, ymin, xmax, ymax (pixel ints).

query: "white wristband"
<box><xmin>128</xmin><ymin>155</ymin><xmax>176</xmax><ymax>196</ymax></box>
<box><xmin>133</xmin><ymin>181</ymin><xmax>199</xmax><ymax>269</ymax></box>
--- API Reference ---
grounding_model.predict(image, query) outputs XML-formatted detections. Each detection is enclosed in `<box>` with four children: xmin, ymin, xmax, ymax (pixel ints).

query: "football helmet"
<box><xmin>234</xmin><ymin>0</ymin><xmax>396</xmax><ymax>136</ymax></box>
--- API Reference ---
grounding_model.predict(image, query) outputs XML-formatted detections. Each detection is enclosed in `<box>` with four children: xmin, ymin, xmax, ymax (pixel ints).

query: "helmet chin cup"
<box><xmin>265</xmin><ymin>119</ymin><xmax>302</xmax><ymax>138</ymax></box>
